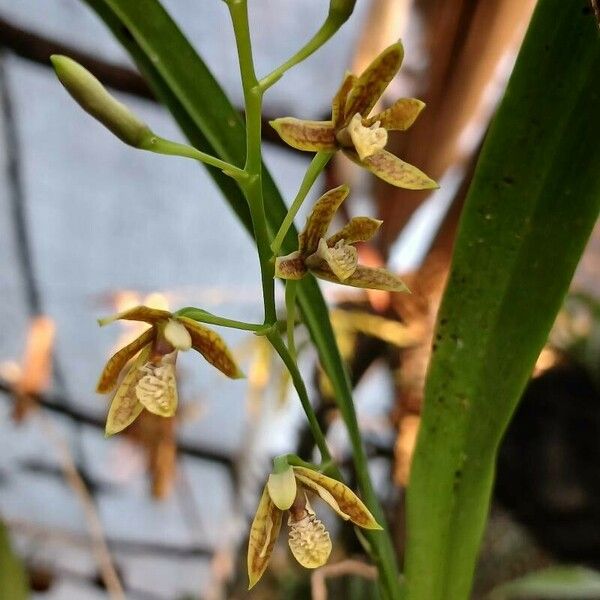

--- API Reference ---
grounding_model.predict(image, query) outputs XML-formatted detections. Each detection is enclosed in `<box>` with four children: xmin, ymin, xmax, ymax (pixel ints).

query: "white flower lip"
<box><xmin>347</xmin><ymin>113</ymin><xmax>388</xmax><ymax>161</ymax></box>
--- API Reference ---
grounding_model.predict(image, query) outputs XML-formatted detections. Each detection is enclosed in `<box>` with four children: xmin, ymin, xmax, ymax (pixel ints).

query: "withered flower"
<box><xmin>275</xmin><ymin>184</ymin><xmax>409</xmax><ymax>292</ymax></box>
<box><xmin>96</xmin><ymin>305</ymin><xmax>242</xmax><ymax>435</ymax></box>
<box><xmin>247</xmin><ymin>464</ymin><xmax>381</xmax><ymax>588</ymax></box>
<box><xmin>270</xmin><ymin>41</ymin><xmax>437</xmax><ymax>190</ymax></box>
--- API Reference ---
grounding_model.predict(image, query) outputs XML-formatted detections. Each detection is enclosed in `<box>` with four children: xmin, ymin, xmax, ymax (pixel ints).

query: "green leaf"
<box><xmin>404</xmin><ymin>2</ymin><xmax>600</xmax><ymax>600</ymax></box>
<box><xmin>0</xmin><ymin>520</ymin><xmax>29</xmax><ymax>600</ymax></box>
<box><xmin>488</xmin><ymin>566</ymin><xmax>600</xmax><ymax>600</ymax></box>
<box><xmin>81</xmin><ymin>2</ymin><xmax>400</xmax><ymax>595</ymax></box>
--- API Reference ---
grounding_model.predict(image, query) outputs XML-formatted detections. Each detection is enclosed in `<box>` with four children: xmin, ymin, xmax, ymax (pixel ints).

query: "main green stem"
<box><xmin>228</xmin><ymin>0</ymin><xmax>276</xmax><ymax>326</ymax></box>
<box><xmin>267</xmin><ymin>330</ymin><xmax>332</xmax><ymax>465</ymax></box>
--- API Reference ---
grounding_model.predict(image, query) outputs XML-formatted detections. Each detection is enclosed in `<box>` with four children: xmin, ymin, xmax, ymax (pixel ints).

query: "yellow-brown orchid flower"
<box><xmin>96</xmin><ymin>305</ymin><xmax>242</xmax><ymax>435</ymax></box>
<box><xmin>247</xmin><ymin>465</ymin><xmax>381</xmax><ymax>588</ymax></box>
<box><xmin>275</xmin><ymin>184</ymin><xmax>409</xmax><ymax>292</ymax></box>
<box><xmin>270</xmin><ymin>41</ymin><xmax>437</xmax><ymax>190</ymax></box>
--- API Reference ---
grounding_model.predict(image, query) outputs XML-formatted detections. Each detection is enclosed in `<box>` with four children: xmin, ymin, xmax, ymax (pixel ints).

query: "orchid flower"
<box><xmin>96</xmin><ymin>305</ymin><xmax>242</xmax><ymax>435</ymax></box>
<box><xmin>270</xmin><ymin>41</ymin><xmax>437</xmax><ymax>190</ymax></box>
<box><xmin>275</xmin><ymin>184</ymin><xmax>409</xmax><ymax>292</ymax></box>
<box><xmin>247</xmin><ymin>464</ymin><xmax>381</xmax><ymax>588</ymax></box>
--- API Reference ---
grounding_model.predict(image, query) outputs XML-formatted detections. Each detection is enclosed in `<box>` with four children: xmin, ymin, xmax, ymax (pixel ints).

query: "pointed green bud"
<box><xmin>267</xmin><ymin>464</ymin><xmax>297</xmax><ymax>511</ymax></box>
<box><xmin>51</xmin><ymin>55</ymin><xmax>152</xmax><ymax>147</ymax></box>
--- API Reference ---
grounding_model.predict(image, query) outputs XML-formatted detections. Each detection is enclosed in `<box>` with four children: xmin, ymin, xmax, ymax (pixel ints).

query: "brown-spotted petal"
<box><xmin>306</xmin><ymin>238</ymin><xmax>358</xmax><ymax>281</ymax></box>
<box><xmin>299</xmin><ymin>184</ymin><xmax>350</xmax><ymax>255</ymax></box>
<box><xmin>365</xmin><ymin>98</ymin><xmax>425</xmax><ymax>131</ymax></box>
<box><xmin>343</xmin><ymin>41</ymin><xmax>404</xmax><ymax>120</ymax></box>
<box><xmin>135</xmin><ymin>351</ymin><xmax>178</xmax><ymax>418</ymax></box>
<box><xmin>176</xmin><ymin>316</ymin><xmax>243</xmax><ymax>379</ymax></box>
<box><xmin>274</xmin><ymin>251</ymin><xmax>308</xmax><ymax>280</ymax></box>
<box><xmin>331</xmin><ymin>71</ymin><xmax>357</xmax><ymax>129</ymax></box>
<box><xmin>105</xmin><ymin>344</ymin><xmax>151</xmax><ymax>435</ymax></box>
<box><xmin>98</xmin><ymin>305</ymin><xmax>171</xmax><ymax>326</ymax></box>
<box><xmin>346</xmin><ymin>149</ymin><xmax>438</xmax><ymax>190</ymax></box>
<box><xmin>327</xmin><ymin>216</ymin><xmax>382</xmax><ymax>246</ymax></box>
<box><xmin>96</xmin><ymin>327</ymin><xmax>155</xmax><ymax>394</ymax></box>
<box><xmin>270</xmin><ymin>117</ymin><xmax>337</xmax><ymax>152</ymax></box>
<box><xmin>312</xmin><ymin>264</ymin><xmax>410</xmax><ymax>292</ymax></box>
<box><xmin>248</xmin><ymin>485</ymin><xmax>283</xmax><ymax>589</ymax></box>
<box><xmin>293</xmin><ymin>467</ymin><xmax>382</xmax><ymax>530</ymax></box>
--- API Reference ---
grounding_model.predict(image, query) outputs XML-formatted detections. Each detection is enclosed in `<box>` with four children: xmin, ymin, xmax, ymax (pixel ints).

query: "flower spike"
<box><xmin>247</xmin><ymin>463</ymin><xmax>381</xmax><ymax>588</ymax></box>
<box><xmin>270</xmin><ymin>41</ymin><xmax>437</xmax><ymax>190</ymax></box>
<box><xmin>97</xmin><ymin>307</ymin><xmax>243</xmax><ymax>435</ymax></box>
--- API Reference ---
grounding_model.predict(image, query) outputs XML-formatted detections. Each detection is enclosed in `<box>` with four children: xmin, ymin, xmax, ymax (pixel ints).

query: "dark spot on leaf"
<box><xmin>502</xmin><ymin>175</ymin><xmax>515</xmax><ymax>185</ymax></box>
<box><xmin>453</xmin><ymin>468</ymin><xmax>463</xmax><ymax>490</ymax></box>
<box><xmin>120</xmin><ymin>25</ymin><xmax>135</xmax><ymax>42</ymax></box>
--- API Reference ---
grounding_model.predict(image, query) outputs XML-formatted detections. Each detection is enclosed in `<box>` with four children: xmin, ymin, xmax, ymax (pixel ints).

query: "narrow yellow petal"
<box><xmin>293</xmin><ymin>467</ymin><xmax>382</xmax><ymax>530</ymax></box>
<box><xmin>299</xmin><ymin>184</ymin><xmax>350</xmax><ymax>255</ymax></box>
<box><xmin>365</xmin><ymin>98</ymin><xmax>425</xmax><ymax>131</ymax></box>
<box><xmin>176</xmin><ymin>316</ymin><xmax>243</xmax><ymax>379</ymax></box>
<box><xmin>135</xmin><ymin>352</ymin><xmax>178</xmax><ymax>417</ymax></box>
<box><xmin>295</xmin><ymin>473</ymin><xmax>350</xmax><ymax>521</ymax></box>
<box><xmin>98</xmin><ymin>305</ymin><xmax>171</xmax><ymax>327</ymax></box>
<box><xmin>288</xmin><ymin>497</ymin><xmax>332</xmax><ymax>568</ymax></box>
<box><xmin>327</xmin><ymin>217</ymin><xmax>382</xmax><ymax>246</ymax></box>
<box><xmin>306</xmin><ymin>238</ymin><xmax>358</xmax><ymax>281</ymax></box>
<box><xmin>331</xmin><ymin>71</ymin><xmax>357</xmax><ymax>129</ymax></box>
<box><xmin>344</xmin><ymin>41</ymin><xmax>404</xmax><ymax>120</ymax></box>
<box><xmin>248</xmin><ymin>485</ymin><xmax>283</xmax><ymax>589</ymax></box>
<box><xmin>105</xmin><ymin>345</ymin><xmax>151</xmax><ymax>435</ymax></box>
<box><xmin>313</xmin><ymin>264</ymin><xmax>410</xmax><ymax>293</ymax></box>
<box><xmin>270</xmin><ymin>117</ymin><xmax>337</xmax><ymax>152</ymax></box>
<box><xmin>96</xmin><ymin>327</ymin><xmax>155</xmax><ymax>393</ymax></box>
<box><xmin>346</xmin><ymin>149</ymin><xmax>438</xmax><ymax>190</ymax></box>
<box><xmin>274</xmin><ymin>251</ymin><xmax>308</xmax><ymax>280</ymax></box>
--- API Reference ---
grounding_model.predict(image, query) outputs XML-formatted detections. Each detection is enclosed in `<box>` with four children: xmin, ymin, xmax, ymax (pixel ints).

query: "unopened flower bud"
<box><xmin>51</xmin><ymin>55</ymin><xmax>152</xmax><ymax>147</ymax></box>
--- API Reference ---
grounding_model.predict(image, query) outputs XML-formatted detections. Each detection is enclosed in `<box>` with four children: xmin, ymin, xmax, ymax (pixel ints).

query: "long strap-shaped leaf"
<box><xmin>405</xmin><ymin>2</ymin><xmax>600</xmax><ymax>599</ymax></box>
<box><xmin>82</xmin><ymin>0</ymin><xmax>399</xmax><ymax>587</ymax></box>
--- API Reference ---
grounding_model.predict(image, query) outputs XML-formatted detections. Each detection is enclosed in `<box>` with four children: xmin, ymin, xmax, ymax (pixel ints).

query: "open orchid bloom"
<box><xmin>275</xmin><ymin>184</ymin><xmax>409</xmax><ymax>292</ymax></box>
<box><xmin>270</xmin><ymin>41</ymin><xmax>437</xmax><ymax>190</ymax></box>
<box><xmin>247</xmin><ymin>465</ymin><xmax>381</xmax><ymax>588</ymax></box>
<box><xmin>96</xmin><ymin>305</ymin><xmax>242</xmax><ymax>435</ymax></box>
